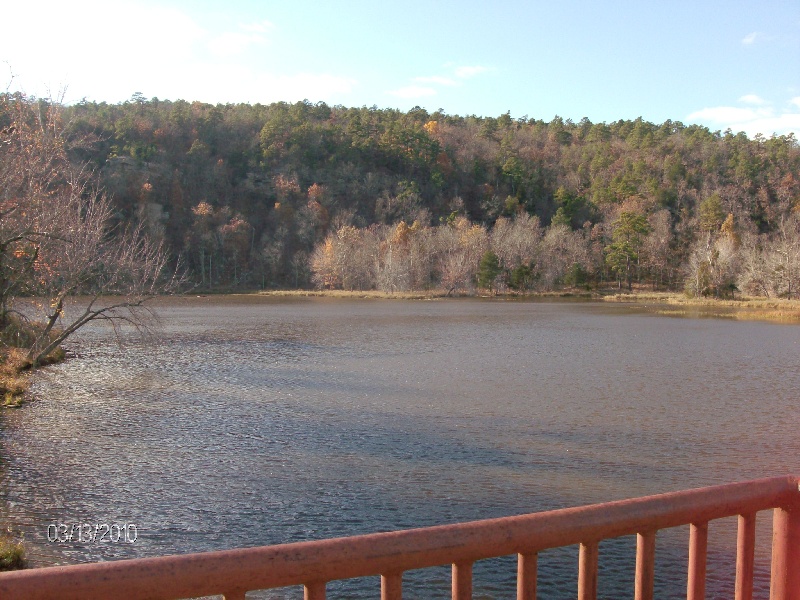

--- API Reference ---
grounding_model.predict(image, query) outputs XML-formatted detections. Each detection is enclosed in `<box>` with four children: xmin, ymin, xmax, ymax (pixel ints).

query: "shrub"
<box><xmin>0</xmin><ymin>537</ymin><xmax>26</xmax><ymax>571</ymax></box>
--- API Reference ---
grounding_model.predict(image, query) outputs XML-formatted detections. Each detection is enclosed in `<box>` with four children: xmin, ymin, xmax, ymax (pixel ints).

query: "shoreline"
<box><xmin>253</xmin><ymin>288</ymin><xmax>800</xmax><ymax>323</ymax></box>
<box><xmin>254</xmin><ymin>288</ymin><xmax>597</xmax><ymax>300</ymax></box>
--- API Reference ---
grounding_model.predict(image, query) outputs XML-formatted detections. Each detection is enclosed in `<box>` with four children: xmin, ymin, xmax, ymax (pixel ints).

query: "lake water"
<box><xmin>1</xmin><ymin>296</ymin><xmax>799</xmax><ymax>598</ymax></box>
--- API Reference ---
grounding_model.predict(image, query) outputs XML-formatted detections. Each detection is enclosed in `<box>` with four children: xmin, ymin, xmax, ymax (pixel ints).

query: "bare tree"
<box><xmin>738</xmin><ymin>234</ymin><xmax>772</xmax><ymax>298</ymax></box>
<box><xmin>490</xmin><ymin>213</ymin><xmax>542</xmax><ymax>270</ymax></box>
<box><xmin>766</xmin><ymin>214</ymin><xmax>800</xmax><ymax>299</ymax></box>
<box><xmin>310</xmin><ymin>225</ymin><xmax>377</xmax><ymax>291</ymax></box>
<box><xmin>310</xmin><ymin>235</ymin><xmax>339</xmax><ymax>289</ymax></box>
<box><xmin>374</xmin><ymin>221</ymin><xmax>434</xmax><ymax>292</ymax></box>
<box><xmin>539</xmin><ymin>224</ymin><xmax>591</xmax><ymax>289</ymax></box>
<box><xmin>434</xmin><ymin>217</ymin><xmax>487</xmax><ymax>295</ymax></box>
<box><xmin>738</xmin><ymin>215</ymin><xmax>800</xmax><ymax>299</ymax></box>
<box><xmin>375</xmin><ymin>223</ymin><xmax>412</xmax><ymax>292</ymax></box>
<box><xmin>0</xmin><ymin>93</ymin><xmax>180</xmax><ymax>367</ymax></box>
<box><xmin>643</xmin><ymin>210</ymin><xmax>672</xmax><ymax>289</ymax></box>
<box><xmin>684</xmin><ymin>237</ymin><xmax>738</xmax><ymax>298</ymax></box>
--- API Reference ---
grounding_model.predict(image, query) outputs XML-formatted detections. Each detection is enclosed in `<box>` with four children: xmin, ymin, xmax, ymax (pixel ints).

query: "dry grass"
<box><xmin>602</xmin><ymin>291</ymin><xmax>677</xmax><ymax>302</ymax></box>
<box><xmin>0</xmin><ymin>348</ymin><xmax>30</xmax><ymax>407</ymax></box>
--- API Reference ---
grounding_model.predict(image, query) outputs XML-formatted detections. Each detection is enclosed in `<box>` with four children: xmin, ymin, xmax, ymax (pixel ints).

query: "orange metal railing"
<box><xmin>1</xmin><ymin>475</ymin><xmax>798</xmax><ymax>600</ymax></box>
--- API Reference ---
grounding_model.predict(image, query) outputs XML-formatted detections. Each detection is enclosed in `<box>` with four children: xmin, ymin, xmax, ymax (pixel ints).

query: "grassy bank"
<box><xmin>0</xmin><ymin>314</ymin><xmax>68</xmax><ymax>407</ymax></box>
<box><xmin>0</xmin><ymin>347</ymin><xmax>66</xmax><ymax>408</ymax></box>
<box><xmin>601</xmin><ymin>291</ymin><xmax>800</xmax><ymax>323</ymax></box>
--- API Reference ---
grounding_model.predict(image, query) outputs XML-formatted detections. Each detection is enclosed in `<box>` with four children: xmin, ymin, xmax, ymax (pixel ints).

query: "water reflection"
<box><xmin>1</xmin><ymin>297</ymin><xmax>797</xmax><ymax>597</ymax></box>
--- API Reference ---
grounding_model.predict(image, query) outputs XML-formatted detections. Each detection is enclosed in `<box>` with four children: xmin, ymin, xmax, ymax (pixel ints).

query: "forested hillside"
<box><xmin>60</xmin><ymin>95</ymin><xmax>800</xmax><ymax>296</ymax></box>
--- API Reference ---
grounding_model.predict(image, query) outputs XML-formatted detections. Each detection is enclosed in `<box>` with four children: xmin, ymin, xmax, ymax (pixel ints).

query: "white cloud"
<box><xmin>1</xmin><ymin>1</ymin><xmax>205</xmax><ymax>101</ymax></box>
<box><xmin>385</xmin><ymin>64</ymin><xmax>490</xmax><ymax>106</ymax></box>
<box><xmin>208</xmin><ymin>20</ymin><xmax>276</xmax><ymax>57</ymax></box>
<box><xmin>264</xmin><ymin>73</ymin><xmax>357</xmax><ymax>101</ymax></box>
<box><xmin>455</xmin><ymin>65</ymin><xmax>489</xmax><ymax>79</ymax></box>
<box><xmin>739</xmin><ymin>94</ymin><xmax>767</xmax><ymax>106</ymax></box>
<box><xmin>387</xmin><ymin>85</ymin><xmax>437</xmax><ymax>99</ymax></box>
<box><xmin>208</xmin><ymin>31</ymin><xmax>268</xmax><ymax>58</ymax></box>
<box><xmin>742</xmin><ymin>31</ymin><xmax>759</xmax><ymax>45</ymax></box>
<box><xmin>179</xmin><ymin>68</ymin><xmax>357</xmax><ymax>104</ymax></box>
<box><xmin>0</xmin><ymin>1</ymin><xmax>358</xmax><ymax>105</ymax></box>
<box><xmin>414</xmin><ymin>76</ymin><xmax>457</xmax><ymax>86</ymax></box>
<box><xmin>688</xmin><ymin>106</ymin><xmax>772</xmax><ymax>122</ymax></box>
<box><xmin>240</xmin><ymin>20</ymin><xmax>275</xmax><ymax>34</ymax></box>
<box><xmin>687</xmin><ymin>97</ymin><xmax>800</xmax><ymax>138</ymax></box>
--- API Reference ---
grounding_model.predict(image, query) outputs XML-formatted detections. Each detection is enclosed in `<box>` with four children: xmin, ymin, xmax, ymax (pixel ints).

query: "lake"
<box><xmin>1</xmin><ymin>296</ymin><xmax>798</xmax><ymax>598</ymax></box>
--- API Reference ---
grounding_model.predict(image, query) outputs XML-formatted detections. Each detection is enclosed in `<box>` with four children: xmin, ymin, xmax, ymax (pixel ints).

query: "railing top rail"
<box><xmin>1</xmin><ymin>475</ymin><xmax>797</xmax><ymax>600</ymax></box>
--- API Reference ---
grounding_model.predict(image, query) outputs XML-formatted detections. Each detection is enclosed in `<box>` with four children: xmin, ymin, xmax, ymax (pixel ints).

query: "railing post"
<box><xmin>517</xmin><ymin>552</ymin><xmax>537</xmax><ymax>600</ymax></box>
<box><xmin>304</xmin><ymin>581</ymin><xmax>326</xmax><ymax>600</ymax></box>
<box><xmin>687</xmin><ymin>522</ymin><xmax>708</xmax><ymax>600</ymax></box>
<box><xmin>381</xmin><ymin>572</ymin><xmax>403</xmax><ymax>600</ymax></box>
<box><xmin>452</xmin><ymin>561</ymin><xmax>472</xmax><ymax>600</ymax></box>
<box><xmin>635</xmin><ymin>531</ymin><xmax>656</xmax><ymax>600</ymax></box>
<box><xmin>770</xmin><ymin>505</ymin><xmax>800</xmax><ymax>600</ymax></box>
<box><xmin>578</xmin><ymin>542</ymin><xmax>598</xmax><ymax>600</ymax></box>
<box><xmin>736</xmin><ymin>513</ymin><xmax>756</xmax><ymax>600</ymax></box>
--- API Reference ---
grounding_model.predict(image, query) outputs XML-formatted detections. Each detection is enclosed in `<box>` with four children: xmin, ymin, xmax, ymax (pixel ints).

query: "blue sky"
<box><xmin>2</xmin><ymin>0</ymin><xmax>799</xmax><ymax>137</ymax></box>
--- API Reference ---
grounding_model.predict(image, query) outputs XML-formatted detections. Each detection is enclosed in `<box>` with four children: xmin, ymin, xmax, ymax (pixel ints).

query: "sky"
<box><xmin>2</xmin><ymin>0</ymin><xmax>799</xmax><ymax>138</ymax></box>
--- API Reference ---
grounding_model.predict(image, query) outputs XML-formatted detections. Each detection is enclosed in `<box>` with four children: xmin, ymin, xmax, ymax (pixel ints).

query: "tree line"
<box><xmin>38</xmin><ymin>94</ymin><xmax>800</xmax><ymax>297</ymax></box>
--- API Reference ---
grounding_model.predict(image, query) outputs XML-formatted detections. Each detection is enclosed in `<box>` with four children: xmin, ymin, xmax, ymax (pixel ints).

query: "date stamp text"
<box><xmin>47</xmin><ymin>523</ymin><xmax>138</xmax><ymax>544</ymax></box>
